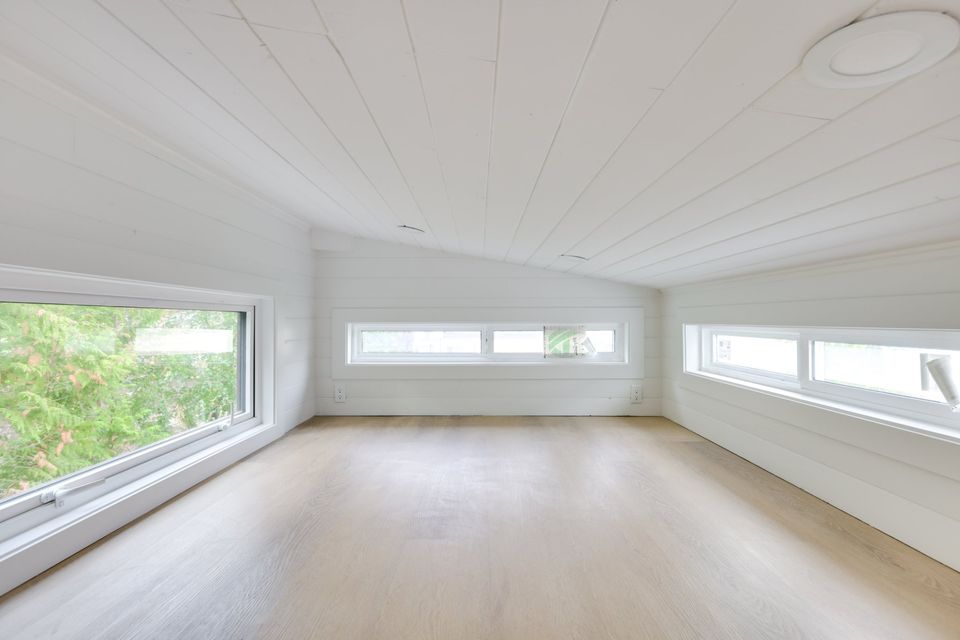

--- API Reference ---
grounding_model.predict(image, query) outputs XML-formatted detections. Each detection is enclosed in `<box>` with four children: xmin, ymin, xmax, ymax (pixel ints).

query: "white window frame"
<box><xmin>698</xmin><ymin>325</ymin><xmax>801</xmax><ymax>386</ymax></box>
<box><xmin>351</xmin><ymin>323</ymin><xmax>486</xmax><ymax>363</ymax></box>
<box><xmin>333</xmin><ymin>307</ymin><xmax>643</xmax><ymax>381</ymax></box>
<box><xmin>348</xmin><ymin>322</ymin><xmax>626</xmax><ymax>365</ymax></box>
<box><xmin>0</xmin><ymin>265</ymin><xmax>267</xmax><ymax>541</ymax></box>
<box><xmin>685</xmin><ymin>323</ymin><xmax>960</xmax><ymax>431</ymax></box>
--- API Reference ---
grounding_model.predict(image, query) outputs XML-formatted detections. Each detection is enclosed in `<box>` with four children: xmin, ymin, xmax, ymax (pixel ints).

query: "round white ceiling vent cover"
<box><xmin>802</xmin><ymin>11</ymin><xmax>959</xmax><ymax>88</ymax></box>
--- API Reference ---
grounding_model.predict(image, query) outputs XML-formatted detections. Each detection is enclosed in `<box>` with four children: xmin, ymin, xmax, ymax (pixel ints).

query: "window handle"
<box><xmin>218</xmin><ymin>410</ymin><xmax>238</xmax><ymax>432</ymax></box>
<box><xmin>40</xmin><ymin>477</ymin><xmax>107</xmax><ymax>509</ymax></box>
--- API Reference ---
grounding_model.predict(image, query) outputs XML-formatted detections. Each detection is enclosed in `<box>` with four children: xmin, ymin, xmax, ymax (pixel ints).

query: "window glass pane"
<box><xmin>544</xmin><ymin>326</ymin><xmax>585</xmax><ymax>357</ymax></box>
<box><xmin>360</xmin><ymin>330</ymin><xmax>481</xmax><ymax>354</ymax></box>
<box><xmin>544</xmin><ymin>327</ymin><xmax>615</xmax><ymax>357</ymax></box>
<box><xmin>493</xmin><ymin>330</ymin><xmax>543</xmax><ymax>354</ymax></box>
<box><xmin>585</xmin><ymin>330</ymin><xmax>615</xmax><ymax>354</ymax></box>
<box><xmin>712</xmin><ymin>334</ymin><xmax>797</xmax><ymax>377</ymax></box>
<box><xmin>813</xmin><ymin>341</ymin><xmax>960</xmax><ymax>401</ymax></box>
<box><xmin>0</xmin><ymin>303</ymin><xmax>240</xmax><ymax>502</ymax></box>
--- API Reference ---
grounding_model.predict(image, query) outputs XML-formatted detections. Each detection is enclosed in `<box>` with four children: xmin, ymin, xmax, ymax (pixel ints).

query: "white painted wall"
<box><xmin>315</xmin><ymin>237</ymin><xmax>660</xmax><ymax>415</ymax></box>
<box><xmin>0</xmin><ymin>55</ymin><xmax>315</xmax><ymax>431</ymax></box>
<box><xmin>662</xmin><ymin>240</ymin><xmax>960</xmax><ymax>571</ymax></box>
<box><xmin>6</xmin><ymin>25</ymin><xmax>957</xmax><ymax>584</ymax></box>
<box><xmin>0</xmin><ymin>55</ymin><xmax>318</xmax><ymax>596</ymax></box>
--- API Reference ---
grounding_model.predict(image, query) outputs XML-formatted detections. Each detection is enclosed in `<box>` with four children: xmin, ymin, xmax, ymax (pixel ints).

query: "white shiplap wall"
<box><xmin>0</xmin><ymin>55</ymin><xmax>315</xmax><ymax>432</ymax></box>
<box><xmin>315</xmin><ymin>237</ymin><xmax>660</xmax><ymax>416</ymax></box>
<box><xmin>662</xmin><ymin>241</ymin><xmax>960</xmax><ymax>571</ymax></box>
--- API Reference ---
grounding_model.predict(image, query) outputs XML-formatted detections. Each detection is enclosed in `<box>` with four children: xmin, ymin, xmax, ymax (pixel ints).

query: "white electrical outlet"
<box><xmin>630</xmin><ymin>383</ymin><xmax>643</xmax><ymax>403</ymax></box>
<box><xmin>334</xmin><ymin>383</ymin><xmax>346</xmax><ymax>403</ymax></box>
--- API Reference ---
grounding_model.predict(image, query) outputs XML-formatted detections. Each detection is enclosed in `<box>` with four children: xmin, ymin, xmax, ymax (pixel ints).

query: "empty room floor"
<box><xmin>1</xmin><ymin>416</ymin><xmax>958</xmax><ymax>639</ymax></box>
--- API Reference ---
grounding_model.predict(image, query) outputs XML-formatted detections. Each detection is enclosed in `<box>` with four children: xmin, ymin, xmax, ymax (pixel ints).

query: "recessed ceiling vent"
<box><xmin>802</xmin><ymin>11</ymin><xmax>959</xmax><ymax>88</ymax></box>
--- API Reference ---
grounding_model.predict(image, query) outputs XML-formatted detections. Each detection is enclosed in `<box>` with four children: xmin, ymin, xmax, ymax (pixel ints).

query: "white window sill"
<box><xmin>0</xmin><ymin>421</ymin><xmax>282</xmax><ymax>596</ymax></box>
<box><xmin>685</xmin><ymin>370</ymin><xmax>960</xmax><ymax>447</ymax></box>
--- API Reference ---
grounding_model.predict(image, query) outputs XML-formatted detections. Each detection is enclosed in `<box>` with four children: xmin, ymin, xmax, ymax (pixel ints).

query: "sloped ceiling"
<box><xmin>1</xmin><ymin>0</ymin><xmax>960</xmax><ymax>287</ymax></box>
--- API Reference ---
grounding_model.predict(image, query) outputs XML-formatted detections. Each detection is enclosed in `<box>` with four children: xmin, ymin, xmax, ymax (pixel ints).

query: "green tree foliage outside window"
<box><xmin>544</xmin><ymin>326</ymin><xmax>597</xmax><ymax>357</ymax></box>
<box><xmin>0</xmin><ymin>302</ymin><xmax>239</xmax><ymax>501</ymax></box>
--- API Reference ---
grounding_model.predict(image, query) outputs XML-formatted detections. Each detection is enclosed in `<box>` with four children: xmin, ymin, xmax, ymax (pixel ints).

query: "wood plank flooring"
<box><xmin>1</xmin><ymin>416</ymin><xmax>959</xmax><ymax>639</ymax></box>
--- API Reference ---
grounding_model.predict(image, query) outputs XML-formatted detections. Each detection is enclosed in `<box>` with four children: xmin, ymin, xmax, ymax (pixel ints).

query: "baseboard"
<box><xmin>663</xmin><ymin>398</ymin><xmax>960</xmax><ymax>572</ymax></box>
<box><xmin>314</xmin><ymin>397</ymin><xmax>662</xmax><ymax>416</ymax></box>
<box><xmin>0</xmin><ymin>422</ymin><xmax>286</xmax><ymax>596</ymax></box>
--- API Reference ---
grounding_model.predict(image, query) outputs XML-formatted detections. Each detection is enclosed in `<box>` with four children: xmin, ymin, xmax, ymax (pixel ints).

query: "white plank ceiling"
<box><xmin>1</xmin><ymin>0</ymin><xmax>959</xmax><ymax>287</ymax></box>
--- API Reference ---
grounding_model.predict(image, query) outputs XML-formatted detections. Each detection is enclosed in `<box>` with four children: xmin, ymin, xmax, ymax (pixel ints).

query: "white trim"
<box><xmin>317</xmin><ymin>395</ymin><xmax>662</xmax><ymax>417</ymax></box>
<box><xmin>685</xmin><ymin>323</ymin><xmax>960</xmax><ymax>434</ymax></box>
<box><xmin>676</xmin><ymin>371</ymin><xmax>960</xmax><ymax>478</ymax></box>
<box><xmin>351</xmin><ymin>322</ymin><xmax>485</xmax><ymax>363</ymax></box>
<box><xmin>0</xmin><ymin>263</ymin><xmax>278</xmax><ymax>594</ymax></box>
<box><xmin>0</xmin><ymin>262</ymin><xmax>263</xmax><ymax>307</ymax></box>
<box><xmin>0</xmin><ymin>421</ymin><xmax>285</xmax><ymax>596</ymax></box>
<box><xmin>699</xmin><ymin>326</ymin><xmax>800</xmax><ymax>384</ymax></box>
<box><xmin>348</xmin><ymin>322</ymin><xmax>624</xmax><ymax>364</ymax></box>
<box><xmin>662</xmin><ymin>396</ymin><xmax>960</xmax><ymax>572</ymax></box>
<box><xmin>685</xmin><ymin>369</ymin><xmax>960</xmax><ymax>445</ymax></box>
<box><xmin>332</xmin><ymin>307</ymin><xmax>644</xmax><ymax>380</ymax></box>
<box><xmin>0</xmin><ymin>415</ymin><xmax>262</xmax><ymax>540</ymax></box>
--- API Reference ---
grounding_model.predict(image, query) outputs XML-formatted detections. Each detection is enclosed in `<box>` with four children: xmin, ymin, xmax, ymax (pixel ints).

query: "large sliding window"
<box><xmin>0</xmin><ymin>292</ymin><xmax>256</xmax><ymax>533</ymax></box>
<box><xmin>349</xmin><ymin>323</ymin><xmax>624</xmax><ymax>364</ymax></box>
<box><xmin>686</xmin><ymin>324</ymin><xmax>960</xmax><ymax>430</ymax></box>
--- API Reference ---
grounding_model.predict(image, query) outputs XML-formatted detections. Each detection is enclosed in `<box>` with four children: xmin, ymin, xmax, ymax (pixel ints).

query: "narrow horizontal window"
<box><xmin>349</xmin><ymin>323</ymin><xmax>626</xmax><ymax>364</ymax></box>
<box><xmin>812</xmin><ymin>341</ymin><xmax>960</xmax><ymax>402</ymax></box>
<box><xmin>1</xmin><ymin>300</ymin><xmax>252</xmax><ymax>516</ymax></box>
<box><xmin>685</xmin><ymin>324</ymin><xmax>960</xmax><ymax>432</ymax></box>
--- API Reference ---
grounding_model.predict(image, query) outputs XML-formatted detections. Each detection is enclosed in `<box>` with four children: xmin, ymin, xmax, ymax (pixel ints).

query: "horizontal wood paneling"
<box><xmin>661</xmin><ymin>241</ymin><xmax>960</xmax><ymax>570</ymax></box>
<box><xmin>4</xmin><ymin>1</ymin><xmax>959</xmax><ymax>286</ymax></box>
<box><xmin>524</xmin><ymin>0</ymin><xmax>872</xmax><ymax>269</ymax></box>
<box><xmin>315</xmin><ymin>237</ymin><xmax>659</xmax><ymax>416</ymax></box>
<box><xmin>547</xmin><ymin>107</ymin><xmax>825</xmax><ymax>270</ymax></box>
<box><xmin>599</xmin><ymin>135</ymin><xmax>960</xmax><ymax>279</ymax></box>
<box><xmin>481</xmin><ymin>0</ymin><xmax>607</xmax><ymax>260</ymax></box>
<box><xmin>570</xmin><ymin>51</ymin><xmax>960</xmax><ymax>283</ymax></box>
<box><xmin>0</xmin><ymin>52</ymin><xmax>315</xmax><ymax>432</ymax></box>
<box><xmin>664</xmin><ymin>396</ymin><xmax>960</xmax><ymax>572</ymax></box>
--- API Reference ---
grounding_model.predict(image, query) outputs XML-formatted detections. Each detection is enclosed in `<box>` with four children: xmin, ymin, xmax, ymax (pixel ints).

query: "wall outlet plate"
<box><xmin>334</xmin><ymin>383</ymin><xmax>346</xmax><ymax>403</ymax></box>
<box><xmin>630</xmin><ymin>383</ymin><xmax>643</xmax><ymax>404</ymax></box>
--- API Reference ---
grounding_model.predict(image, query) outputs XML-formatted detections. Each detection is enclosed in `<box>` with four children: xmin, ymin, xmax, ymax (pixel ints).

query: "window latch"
<box><xmin>40</xmin><ymin>477</ymin><xmax>107</xmax><ymax>509</ymax></box>
<box><xmin>218</xmin><ymin>410</ymin><xmax>237</xmax><ymax>432</ymax></box>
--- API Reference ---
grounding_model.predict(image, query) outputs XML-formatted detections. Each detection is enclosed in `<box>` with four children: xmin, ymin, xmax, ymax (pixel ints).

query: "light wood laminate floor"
<box><xmin>1</xmin><ymin>416</ymin><xmax>959</xmax><ymax>639</ymax></box>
